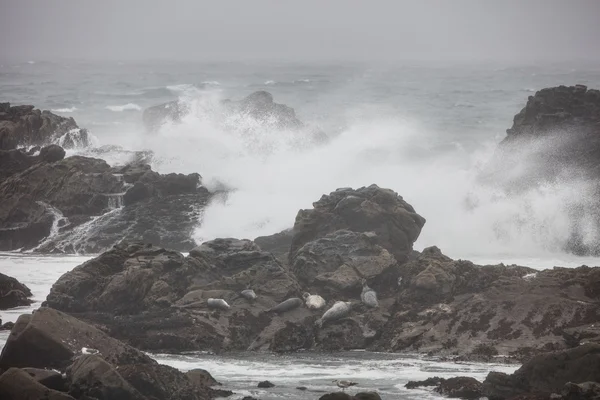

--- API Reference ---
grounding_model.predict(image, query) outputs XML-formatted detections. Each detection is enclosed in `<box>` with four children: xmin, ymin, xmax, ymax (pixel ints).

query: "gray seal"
<box><xmin>302</xmin><ymin>292</ymin><xmax>326</xmax><ymax>310</ymax></box>
<box><xmin>316</xmin><ymin>301</ymin><xmax>353</xmax><ymax>327</ymax></box>
<box><xmin>207</xmin><ymin>298</ymin><xmax>230</xmax><ymax>310</ymax></box>
<box><xmin>361</xmin><ymin>282</ymin><xmax>379</xmax><ymax>308</ymax></box>
<box><xmin>267</xmin><ymin>297</ymin><xmax>303</xmax><ymax>314</ymax></box>
<box><xmin>240</xmin><ymin>289</ymin><xmax>257</xmax><ymax>301</ymax></box>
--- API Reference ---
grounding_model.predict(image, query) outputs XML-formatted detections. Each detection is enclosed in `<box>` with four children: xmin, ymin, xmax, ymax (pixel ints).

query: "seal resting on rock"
<box><xmin>207</xmin><ymin>298</ymin><xmax>230</xmax><ymax>310</ymax></box>
<box><xmin>302</xmin><ymin>292</ymin><xmax>326</xmax><ymax>310</ymax></box>
<box><xmin>316</xmin><ymin>301</ymin><xmax>353</xmax><ymax>327</ymax></box>
<box><xmin>267</xmin><ymin>297</ymin><xmax>303</xmax><ymax>314</ymax></box>
<box><xmin>240</xmin><ymin>289</ymin><xmax>257</xmax><ymax>302</ymax></box>
<box><xmin>360</xmin><ymin>281</ymin><xmax>379</xmax><ymax>308</ymax></box>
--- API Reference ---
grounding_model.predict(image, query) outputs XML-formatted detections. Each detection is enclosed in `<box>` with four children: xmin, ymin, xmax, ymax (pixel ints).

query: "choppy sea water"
<box><xmin>3</xmin><ymin>60</ymin><xmax>600</xmax><ymax>260</ymax></box>
<box><xmin>2</xmin><ymin>60</ymin><xmax>600</xmax><ymax>398</ymax></box>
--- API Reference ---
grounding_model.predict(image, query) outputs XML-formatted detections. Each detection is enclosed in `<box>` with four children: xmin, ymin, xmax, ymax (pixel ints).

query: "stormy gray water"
<box><xmin>2</xmin><ymin>60</ymin><xmax>600</xmax><ymax>398</ymax></box>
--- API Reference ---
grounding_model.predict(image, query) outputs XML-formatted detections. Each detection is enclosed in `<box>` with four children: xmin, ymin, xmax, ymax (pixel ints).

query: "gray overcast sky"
<box><xmin>1</xmin><ymin>0</ymin><xmax>599</xmax><ymax>63</ymax></box>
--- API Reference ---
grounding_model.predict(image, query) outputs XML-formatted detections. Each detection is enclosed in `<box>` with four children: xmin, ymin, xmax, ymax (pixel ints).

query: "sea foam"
<box><xmin>130</xmin><ymin>90</ymin><xmax>600</xmax><ymax>264</ymax></box>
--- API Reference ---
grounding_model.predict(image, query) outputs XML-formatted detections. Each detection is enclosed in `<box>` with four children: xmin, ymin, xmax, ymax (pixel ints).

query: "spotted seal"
<box><xmin>207</xmin><ymin>298</ymin><xmax>230</xmax><ymax>310</ymax></box>
<box><xmin>361</xmin><ymin>281</ymin><xmax>379</xmax><ymax>308</ymax></box>
<box><xmin>302</xmin><ymin>292</ymin><xmax>326</xmax><ymax>310</ymax></box>
<box><xmin>267</xmin><ymin>297</ymin><xmax>303</xmax><ymax>314</ymax></box>
<box><xmin>240</xmin><ymin>289</ymin><xmax>257</xmax><ymax>301</ymax></box>
<box><xmin>316</xmin><ymin>301</ymin><xmax>353</xmax><ymax>327</ymax></box>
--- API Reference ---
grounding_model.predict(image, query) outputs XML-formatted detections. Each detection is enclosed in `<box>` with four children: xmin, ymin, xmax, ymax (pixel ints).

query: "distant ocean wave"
<box><xmin>51</xmin><ymin>107</ymin><xmax>77</xmax><ymax>113</ymax></box>
<box><xmin>167</xmin><ymin>82</ymin><xmax>220</xmax><ymax>94</ymax></box>
<box><xmin>105</xmin><ymin>103</ymin><xmax>142</xmax><ymax>112</ymax></box>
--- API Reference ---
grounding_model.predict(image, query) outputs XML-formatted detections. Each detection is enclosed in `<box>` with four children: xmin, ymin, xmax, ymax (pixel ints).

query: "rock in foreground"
<box><xmin>0</xmin><ymin>308</ymin><xmax>224</xmax><ymax>400</ymax></box>
<box><xmin>483</xmin><ymin>344</ymin><xmax>600</xmax><ymax>399</ymax></box>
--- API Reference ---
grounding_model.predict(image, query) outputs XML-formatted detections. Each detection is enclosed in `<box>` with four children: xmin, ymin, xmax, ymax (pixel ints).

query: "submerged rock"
<box><xmin>142</xmin><ymin>91</ymin><xmax>327</xmax><ymax>144</ymax></box>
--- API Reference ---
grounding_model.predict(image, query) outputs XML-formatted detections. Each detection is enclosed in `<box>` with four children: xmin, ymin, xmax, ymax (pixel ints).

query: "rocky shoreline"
<box><xmin>1</xmin><ymin>86</ymin><xmax>600</xmax><ymax>399</ymax></box>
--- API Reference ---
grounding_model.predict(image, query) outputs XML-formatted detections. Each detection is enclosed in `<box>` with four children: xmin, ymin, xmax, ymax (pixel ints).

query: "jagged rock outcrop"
<box><xmin>0</xmin><ymin>308</ymin><xmax>224</xmax><ymax>400</ymax></box>
<box><xmin>43</xmin><ymin>234</ymin><xmax>394</xmax><ymax>353</ymax></box>
<box><xmin>289</xmin><ymin>185</ymin><xmax>426</xmax><ymax>264</ymax></box>
<box><xmin>0</xmin><ymin>154</ymin><xmax>125</xmax><ymax>251</ymax></box>
<box><xmin>0</xmin><ymin>272</ymin><xmax>33</xmax><ymax>309</ymax></box>
<box><xmin>482</xmin><ymin>85</ymin><xmax>600</xmax><ymax>256</ymax></box>
<box><xmin>371</xmin><ymin>246</ymin><xmax>600</xmax><ymax>358</ymax></box>
<box><xmin>0</xmin><ymin>151</ymin><xmax>209</xmax><ymax>253</ymax></box>
<box><xmin>0</xmin><ymin>102</ymin><xmax>88</xmax><ymax>150</ymax></box>
<box><xmin>488</xmin><ymin>85</ymin><xmax>600</xmax><ymax>183</ymax></box>
<box><xmin>482</xmin><ymin>344</ymin><xmax>600</xmax><ymax>399</ymax></box>
<box><xmin>142</xmin><ymin>91</ymin><xmax>327</xmax><ymax>143</ymax></box>
<box><xmin>44</xmin><ymin>240</ymin><xmax>302</xmax><ymax>352</ymax></box>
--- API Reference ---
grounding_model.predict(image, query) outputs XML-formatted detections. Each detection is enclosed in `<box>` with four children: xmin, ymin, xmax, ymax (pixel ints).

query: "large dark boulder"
<box><xmin>0</xmin><ymin>148</ymin><xmax>36</xmax><ymax>180</ymax></box>
<box><xmin>39</xmin><ymin>144</ymin><xmax>66</xmax><ymax>163</ymax></box>
<box><xmin>0</xmin><ymin>307</ymin><xmax>154</xmax><ymax>370</ymax></box>
<box><xmin>291</xmin><ymin>230</ymin><xmax>396</xmax><ymax>294</ymax></box>
<box><xmin>289</xmin><ymin>185</ymin><xmax>425</xmax><ymax>264</ymax></box>
<box><xmin>0</xmin><ymin>103</ymin><xmax>82</xmax><ymax>150</ymax></box>
<box><xmin>0</xmin><ymin>272</ymin><xmax>33</xmax><ymax>309</ymax></box>
<box><xmin>483</xmin><ymin>344</ymin><xmax>600</xmax><ymax>399</ymax></box>
<box><xmin>21</xmin><ymin>367</ymin><xmax>67</xmax><ymax>392</ymax></box>
<box><xmin>117</xmin><ymin>363</ymin><xmax>226</xmax><ymax>400</ymax></box>
<box><xmin>0</xmin><ymin>367</ymin><xmax>75</xmax><ymax>400</ymax></box>
<box><xmin>435</xmin><ymin>377</ymin><xmax>483</xmax><ymax>399</ymax></box>
<box><xmin>67</xmin><ymin>355</ymin><xmax>145</xmax><ymax>400</ymax></box>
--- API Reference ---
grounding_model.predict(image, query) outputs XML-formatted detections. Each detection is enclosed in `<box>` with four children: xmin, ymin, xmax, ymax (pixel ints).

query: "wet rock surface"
<box><xmin>40</xmin><ymin>183</ymin><xmax>600</xmax><ymax>361</ymax></box>
<box><xmin>289</xmin><ymin>185</ymin><xmax>426</xmax><ymax>264</ymax></box>
<box><xmin>483</xmin><ymin>344</ymin><xmax>600</xmax><ymax>399</ymax></box>
<box><xmin>372</xmin><ymin>246</ymin><xmax>600</xmax><ymax>357</ymax></box>
<box><xmin>0</xmin><ymin>272</ymin><xmax>33</xmax><ymax>309</ymax></box>
<box><xmin>0</xmin><ymin>147</ymin><xmax>210</xmax><ymax>253</ymax></box>
<box><xmin>0</xmin><ymin>308</ymin><xmax>225</xmax><ymax>400</ymax></box>
<box><xmin>0</xmin><ymin>102</ymin><xmax>83</xmax><ymax>150</ymax></box>
<box><xmin>483</xmin><ymin>85</ymin><xmax>600</xmax><ymax>256</ymax></box>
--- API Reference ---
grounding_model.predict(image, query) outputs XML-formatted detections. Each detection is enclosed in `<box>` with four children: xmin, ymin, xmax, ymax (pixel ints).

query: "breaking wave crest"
<box><xmin>114</xmin><ymin>91</ymin><xmax>600</xmax><ymax>263</ymax></box>
<box><xmin>106</xmin><ymin>103</ymin><xmax>142</xmax><ymax>112</ymax></box>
